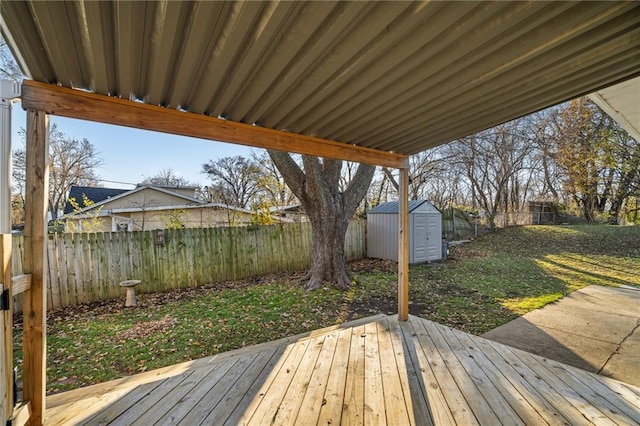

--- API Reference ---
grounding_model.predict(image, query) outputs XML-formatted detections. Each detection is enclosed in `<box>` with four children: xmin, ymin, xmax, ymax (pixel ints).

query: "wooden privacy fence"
<box><xmin>12</xmin><ymin>221</ymin><xmax>366</xmax><ymax>312</ymax></box>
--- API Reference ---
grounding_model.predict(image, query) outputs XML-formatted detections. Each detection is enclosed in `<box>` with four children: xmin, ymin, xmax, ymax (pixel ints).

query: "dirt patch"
<box><xmin>349</xmin><ymin>258</ymin><xmax>397</xmax><ymax>274</ymax></box>
<box><xmin>346</xmin><ymin>295</ymin><xmax>398</xmax><ymax>319</ymax></box>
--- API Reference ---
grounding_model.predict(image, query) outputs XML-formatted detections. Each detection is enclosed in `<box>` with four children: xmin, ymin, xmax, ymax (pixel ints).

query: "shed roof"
<box><xmin>2</xmin><ymin>1</ymin><xmax>639</xmax><ymax>158</ymax></box>
<box><xmin>369</xmin><ymin>200</ymin><xmax>439</xmax><ymax>215</ymax></box>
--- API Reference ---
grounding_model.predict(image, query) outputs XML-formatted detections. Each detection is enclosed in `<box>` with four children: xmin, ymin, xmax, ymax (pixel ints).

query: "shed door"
<box><xmin>425</xmin><ymin>214</ymin><xmax>441</xmax><ymax>260</ymax></box>
<box><xmin>413</xmin><ymin>214</ymin><xmax>428</xmax><ymax>263</ymax></box>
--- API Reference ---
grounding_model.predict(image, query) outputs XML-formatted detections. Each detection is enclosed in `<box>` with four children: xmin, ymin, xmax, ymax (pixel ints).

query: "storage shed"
<box><xmin>367</xmin><ymin>200</ymin><xmax>442</xmax><ymax>263</ymax></box>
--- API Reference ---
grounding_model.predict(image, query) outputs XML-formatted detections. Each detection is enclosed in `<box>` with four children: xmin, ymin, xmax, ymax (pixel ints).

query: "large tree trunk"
<box><xmin>307</xmin><ymin>208</ymin><xmax>351</xmax><ymax>290</ymax></box>
<box><xmin>267</xmin><ymin>151</ymin><xmax>375</xmax><ymax>291</ymax></box>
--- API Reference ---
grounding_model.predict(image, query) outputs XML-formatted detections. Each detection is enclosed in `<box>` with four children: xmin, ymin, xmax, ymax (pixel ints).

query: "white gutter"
<box><xmin>0</xmin><ymin>80</ymin><xmax>21</xmax><ymax>233</ymax></box>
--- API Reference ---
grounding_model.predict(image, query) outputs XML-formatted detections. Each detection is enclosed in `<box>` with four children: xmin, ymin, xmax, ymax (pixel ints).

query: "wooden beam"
<box><xmin>22</xmin><ymin>110</ymin><xmax>49</xmax><ymax>426</ymax></box>
<box><xmin>20</xmin><ymin>81</ymin><xmax>409</xmax><ymax>169</ymax></box>
<box><xmin>398</xmin><ymin>168</ymin><xmax>409</xmax><ymax>321</ymax></box>
<box><xmin>11</xmin><ymin>401</ymin><xmax>31</xmax><ymax>426</ymax></box>
<box><xmin>12</xmin><ymin>274</ymin><xmax>32</xmax><ymax>296</ymax></box>
<box><xmin>1</xmin><ymin>234</ymin><xmax>12</xmax><ymax>423</ymax></box>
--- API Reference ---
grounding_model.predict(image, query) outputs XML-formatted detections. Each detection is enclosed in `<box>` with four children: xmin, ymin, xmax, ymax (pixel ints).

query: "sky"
<box><xmin>10</xmin><ymin>101</ymin><xmax>253</xmax><ymax>189</ymax></box>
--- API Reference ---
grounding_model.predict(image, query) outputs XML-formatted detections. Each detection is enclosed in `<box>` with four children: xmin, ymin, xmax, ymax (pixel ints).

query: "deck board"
<box><xmin>452</xmin><ymin>328</ymin><xmax>553</xmax><ymax>425</ymax></box>
<box><xmin>386</xmin><ymin>316</ymin><xmax>432</xmax><ymax>426</ymax></box>
<box><xmin>272</xmin><ymin>334</ymin><xmax>327</xmax><ymax>424</ymax></box>
<box><xmin>404</xmin><ymin>315</ymin><xmax>479</xmax><ymax>424</ymax></box>
<box><xmin>434</xmin><ymin>323</ymin><xmax>524</xmax><ymax>425</ymax></box>
<box><xmin>164</xmin><ymin>354</ymin><xmax>252</xmax><ymax>425</ymax></box>
<box><xmin>297</xmin><ymin>331</ymin><xmax>339</xmax><ymax>425</ymax></box>
<box><xmin>363</xmin><ymin>322</ymin><xmax>386</xmax><ymax>425</ymax></box>
<box><xmin>464</xmin><ymin>329</ymin><xmax>571</xmax><ymax>425</ymax></box>
<box><xmin>376</xmin><ymin>320</ymin><xmax>411</xmax><ymax>426</ymax></box>
<box><xmin>341</xmin><ymin>324</ymin><xmax>366</xmax><ymax>425</ymax></box>
<box><xmin>222</xmin><ymin>345</ymin><xmax>288</xmax><ymax>426</ymax></box>
<box><xmin>44</xmin><ymin>315</ymin><xmax>640</xmax><ymax>425</ymax></box>
<box><xmin>316</xmin><ymin>327</ymin><xmax>352</xmax><ymax>425</ymax></box>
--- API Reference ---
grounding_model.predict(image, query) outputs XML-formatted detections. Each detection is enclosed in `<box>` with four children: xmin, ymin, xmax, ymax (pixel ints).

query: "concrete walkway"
<box><xmin>483</xmin><ymin>285</ymin><xmax>640</xmax><ymax>387</ymax></box>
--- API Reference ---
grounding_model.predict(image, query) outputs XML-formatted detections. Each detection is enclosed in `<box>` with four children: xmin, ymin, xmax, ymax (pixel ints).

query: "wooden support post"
<box><xmin>22</xmin><ymin>110</ymin><xmax>49</xmax><ymax>426</ymax></box>
<box><xmin>1</xmin><ymin>234</ymin><xmax>12</xmax><ymax>424</ymax></box>
<box><xmin>398</xmin><ymin>167</ymin><xmax>409</xmax><ymax>321</ymax></box>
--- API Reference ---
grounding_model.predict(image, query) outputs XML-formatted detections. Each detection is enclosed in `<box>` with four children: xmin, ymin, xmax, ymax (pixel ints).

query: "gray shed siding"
<box><xmin>367</xmin><ymin>201</ymin><xmax>442</xmax><ymax>263</ymax></box>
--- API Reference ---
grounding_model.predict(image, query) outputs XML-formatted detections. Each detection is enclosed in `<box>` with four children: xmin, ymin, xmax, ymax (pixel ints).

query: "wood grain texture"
<box><xmin>0</xmin><ymin>234</ymin><xmax>11</xmax><ymax>423</ymax></box>
<box><xmin>43</xmin><ymin>315</ymin><xmax>640</xmax><ymax>426</ymax></box>
<box><xmin>11</xmin><ymin>274</ymin><xmax>31</xmax><ymax>295</ymax></box>
<box><xmin>21</xmin><ymin>81</ymin><xmax>409</xmax><ymax>169</ymax></box>
<box><xmin>22</xmin><ymin>110</ymin><xmax>49</xmax><ymax>426</ymax></box>
<box><xmin>11</xmin><ymin>221</ymin><xmax>366</xmax><ymax>312</ymax></box>
<box><xmin>398</xmin><ymin>167</ymin><xmax>409</xmax><ymax>321</ymax></box>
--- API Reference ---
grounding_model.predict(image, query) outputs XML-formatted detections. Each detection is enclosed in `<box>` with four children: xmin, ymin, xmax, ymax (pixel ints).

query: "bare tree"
<box><xmin>268</xmin><ymin>151</ymin><xmax>375</xmax><ymax>290</ymax></box>
<box><xmin>530</xmin><ymin>110</ymin><xmax>563</xmax><ymax>201</ymax></box>
<box><xmin>0</xmin><ymin>35</ymin><xmax>23</xmax><ymax>81</ymax></box>
<box><xmin>423</xmin><ymin>167</ymin><xmax>469</xmax><ymax>210</ymax></box>
<box><xmin>202</xmin><ymin>156</ymin><xmax>263</xmax><ymax>209</ymax></box>
<box><xmin>13</xmin><ymin>124</ymin><xmax>103</xmax><ymax>221</ymax></box>
<box><xmin>140</xmin><ymin>168</ymin><xmax>195</xmax><ymax>187</ymax></box>
<box><xmin>368</xmin><ymin>170</ymin><xmax>393</xmax><ymax>208</ymax></box>
<box><xmin>446</xmin><ymin>120</ymin><xmax>534</xmax><ymax>229</ymax></box>
<box><xmin>251</xmin><ymin>151</ymin><xmax>297</xmax><ymax>208</ymax></box>
<box><xmin>381</xmin><ymin>148</ymin><xmax>449</xmax><ymax>201</ymax></box>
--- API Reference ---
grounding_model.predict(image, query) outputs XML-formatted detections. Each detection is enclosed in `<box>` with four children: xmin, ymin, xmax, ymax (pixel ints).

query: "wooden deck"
<box><xmin>45</xmin><ymin>315</ymin><xmax>640</xmax><ymax>425</ymax></box>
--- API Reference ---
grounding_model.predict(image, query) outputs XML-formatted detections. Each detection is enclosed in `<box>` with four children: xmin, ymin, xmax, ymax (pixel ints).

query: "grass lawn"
<box><xmin>12</xmin><ymin>224</ymin><xmax>640</xmax><ymax>394</ymax></box>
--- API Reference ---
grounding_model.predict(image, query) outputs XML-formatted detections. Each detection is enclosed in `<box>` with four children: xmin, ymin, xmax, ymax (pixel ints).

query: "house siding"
<box><xmin>99</xmin><ymin>188</ymin><xmax>200</xmax><ymax>211</ymax></box>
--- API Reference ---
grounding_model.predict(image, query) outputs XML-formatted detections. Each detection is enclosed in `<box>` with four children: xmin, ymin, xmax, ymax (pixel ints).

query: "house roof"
<box><xmin>65</xmin><ymin>185</ymin><xmax>204</xmax><ymax>216</ymax></box>
<box><xmin>369</xmin><ymin>200</ymin><xmax>439</xmax><ymax>214</ymax></box>
<box><xmin>2</xmin><ymin>1</ymin><xmax>639</xmax><ymax>158</ymax></box>
<box><xmin>69</xmin><ymin>202</ymin><xmax>294</xmax><ymax>223</ymax></box>
<box><xmin>63</xmin><ymin>185</ymin><xmax>128</xmax><ymax>214</ymax></box>
<box><xmin>269</xmin><ymin>204</ymin><xmax>304</xmax><ymax>213</ymax></box>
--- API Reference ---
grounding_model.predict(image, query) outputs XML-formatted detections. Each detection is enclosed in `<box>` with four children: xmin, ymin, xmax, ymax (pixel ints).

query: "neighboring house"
<box><xmin>269</xmin><ymin>204</ymin><xmax>308</xmax><ymax>222</ymax></box>
<box><xmin>63</xmin><ymin>186</ymin><xmax>130</xmax><ymax>215</ymax></box>
<box><xmin>63</xmin><ymin>185</ymin><xmax>289</xmax><ymax>232</ymax></box>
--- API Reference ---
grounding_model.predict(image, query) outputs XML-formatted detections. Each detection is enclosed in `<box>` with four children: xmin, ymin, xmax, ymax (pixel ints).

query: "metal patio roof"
<box><xmin>1</xmin><ymin>1</ymin><xmax>639</xmax><ymax>157</ymax></box>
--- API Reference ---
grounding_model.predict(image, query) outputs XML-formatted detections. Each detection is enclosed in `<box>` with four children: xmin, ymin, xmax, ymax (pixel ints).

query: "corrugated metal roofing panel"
<box><xmin>2</xmin><ymin>1</ymin><xmax>639</xmax><ymax>157</ymax></box>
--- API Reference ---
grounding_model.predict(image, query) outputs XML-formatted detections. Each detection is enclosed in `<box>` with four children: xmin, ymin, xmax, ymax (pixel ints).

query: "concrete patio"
<box><xmin>483</xmin><ymin>285</ymin><xmax>640</xmax><ymax>387</ymax></box>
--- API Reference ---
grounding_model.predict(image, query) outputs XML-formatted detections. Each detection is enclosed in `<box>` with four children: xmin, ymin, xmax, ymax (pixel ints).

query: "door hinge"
<box><xmin>0</xmin><ymin>287</ymin><xmax>9</xmax><ymax>311</ymax></box>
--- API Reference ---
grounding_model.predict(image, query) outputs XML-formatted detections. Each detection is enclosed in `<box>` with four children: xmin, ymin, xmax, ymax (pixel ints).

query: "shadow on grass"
<box><xmin>403</xmin><ymin>225</ymin><xmax>640</xmax><ymax>335</ymax></box>
<box><xmin>538</xmin><ymin>257</ymin><xmax>639</xmax><ymax>287</ymax></box>
<box><xmin>552</xmin><ymin>253</ymin><xmax>638</xmax><ymax>277</ymax></box>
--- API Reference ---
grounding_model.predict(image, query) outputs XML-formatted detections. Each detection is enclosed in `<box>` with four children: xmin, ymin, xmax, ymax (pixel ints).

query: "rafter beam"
<box><xmin>20</xmin><ymin>81</ymin><xmax>408</xmax><ymax>169</ymax></box>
